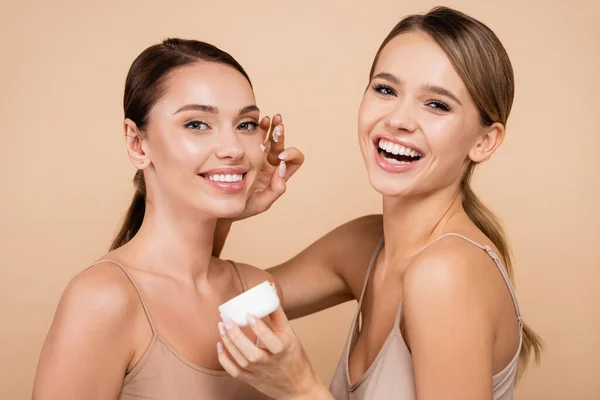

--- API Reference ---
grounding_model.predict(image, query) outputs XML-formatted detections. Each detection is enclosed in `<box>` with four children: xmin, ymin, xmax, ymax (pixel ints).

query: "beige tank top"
<box><xmin>329</xmin><ymin>233</ymin><xmax>523</xmax><ymax>400</ymax></box>
<box><xmin>89</xmin><ymin>259</ymin><xmax>272</xmax><ymax>400</ymax></box>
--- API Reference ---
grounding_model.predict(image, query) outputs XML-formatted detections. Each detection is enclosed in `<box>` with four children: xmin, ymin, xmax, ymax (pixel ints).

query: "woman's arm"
<box><xmin>216</xmin><ymin>214</ymin><xmax>382</xmax><ymax>319</ymax></box>
<box><xmin>32</xmin><ymin>264</ymin><xmax>142</xmax><ymax>400</ymax></box>
<box><xmin>267</xmin><ymin>214</ymin><xmax>383</xmax><ymax>319</ymax></box>
<box><xmin>216</xmin><ymin>237</ymin><xmax>499</xmax><ymax>400</ymax></box>
<box><xmin>402</xmin><ymin>239</ymin><xmax>497</xmax><ymax>400</ymax></box>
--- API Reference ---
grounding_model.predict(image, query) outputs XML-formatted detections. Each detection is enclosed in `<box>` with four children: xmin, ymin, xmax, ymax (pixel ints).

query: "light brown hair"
<box><xmin>369</xmin><ymin>6</ymin><xmax>542</xmax><ymax>377</ymax></box>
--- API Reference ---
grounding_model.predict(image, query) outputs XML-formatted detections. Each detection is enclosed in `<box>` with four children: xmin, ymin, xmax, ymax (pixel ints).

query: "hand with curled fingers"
<box><xmin>235</xmin><ymin>114</ymin><xmax>304</xmax><ymax>221</ymax></box>
<box><xmin>217</xmin><ymin>307</ymin><xmax>334</xmax><ymax>400</ymax></box>
<box><xmin>211</xmin><ymin>114</ymin><xmax>303</xmax><ymax>258</ymax></box>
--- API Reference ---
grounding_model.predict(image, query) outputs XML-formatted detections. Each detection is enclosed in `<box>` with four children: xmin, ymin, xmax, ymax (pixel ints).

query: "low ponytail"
<box><xmin>461</xmin><ymin>163</ymin><xmax>543</xmax><ymax>378</ymax></box>
<box><xmin>371</xmin><ymin>6</ymin><xmax>544</xmax><ymax>378</ymax></box>
<box><xmin>110</xmin><ymin>170</ymin><xmax>146</xmax><ymax>250</ymax></box>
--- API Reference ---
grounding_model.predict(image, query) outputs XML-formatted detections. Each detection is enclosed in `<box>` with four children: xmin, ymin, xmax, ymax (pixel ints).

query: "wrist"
<box><xmin>286</xmin><ymin>372</ymin><xmax>330</xmax><ymax>400</ymax></box>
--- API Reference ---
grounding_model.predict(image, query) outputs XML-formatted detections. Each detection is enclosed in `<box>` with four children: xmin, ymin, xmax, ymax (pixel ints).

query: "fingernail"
<box><xmin>279</xmin><ymin>161</ymin><xmax>286</xmax><ymax>178</ymax></box>
<box><xmin>218</xmin><ymin>322</ymin><xmax>226</xmax><ymax>336</ymax></box>
<box><xmin>260</xmin><ymin>144</ymin><xmax>266</xmax><ymax>152</ymax></box>
<box><xmin>223</xmin><ymin>317</ymin><xmax>234</xmax><ymax>332</ymax></box>
<box><xmin>278</xmin><ymin>151</ymin><xmax>289</xmax><ymax>160</ymax></box>
<box><xmin>217</xmin><ymin>341</ymin><xmax>223</xmax><ymax>353</ymax></box>
<box><xmin>246</xmin><ymin>314</ymin><xmax>257</xmax><ymax>326</ymax></box>
<box><xmin>272</xmin><ymin>126</ymin><xmax>281</xmax><ymax>142</ymax></box>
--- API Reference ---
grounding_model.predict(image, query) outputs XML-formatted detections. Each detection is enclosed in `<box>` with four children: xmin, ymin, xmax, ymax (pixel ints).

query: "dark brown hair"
<box><xmin>369</xmin><ymin>6</ymin><xmax>542</xmax><ymax>376</ymax></box>
<box><xmin>110</xmin><ymin>38</ymin><xmax>252</xmax><ymax>251</ymax></box>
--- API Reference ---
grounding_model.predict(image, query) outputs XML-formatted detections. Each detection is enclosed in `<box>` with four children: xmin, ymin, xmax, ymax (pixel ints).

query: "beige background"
<box><xmin>1</xmin><ymin>0</ymin><xmax>598</xmax><ymax>398</ymax></box>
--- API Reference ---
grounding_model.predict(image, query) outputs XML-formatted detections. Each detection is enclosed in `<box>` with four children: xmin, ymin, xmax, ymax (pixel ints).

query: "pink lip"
<box><xmin>198</xmin><ymin>167</ymin><xmax>248</xmax><ymax>194</ymax></box>
<box><xmin>372</xmin><ymin>139</ymin><xmax>424</xmax><ymax>174</ymax></box>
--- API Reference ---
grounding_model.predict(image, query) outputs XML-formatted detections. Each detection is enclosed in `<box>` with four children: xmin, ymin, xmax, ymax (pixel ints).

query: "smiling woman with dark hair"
<box><xmin>31</xmin><ymin>38</ymin><xmax>304</xmax><ymax>400</ymax></box>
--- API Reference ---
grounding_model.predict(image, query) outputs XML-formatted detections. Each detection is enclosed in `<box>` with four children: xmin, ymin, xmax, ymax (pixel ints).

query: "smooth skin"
<box><xmin>215</xmin><ymin>31</ymin><xmax>521</xmax><ymax>400</ymax></box>
<box><xmin>32</xmin><ymin>61</ymin><xmax>305</xmax><ymax>400</ymax></box>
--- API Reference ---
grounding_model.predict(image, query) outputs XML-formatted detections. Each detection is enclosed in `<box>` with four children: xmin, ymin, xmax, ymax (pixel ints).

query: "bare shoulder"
<box><xmin>33</xmin><ymin>261</ymin><xmax>143</xmax><ymax>398</ymax></box>
<box><xmin>233</xmin><ymin>262</ymin><xmax>283</xmax><ymax>297</ymax></box>
<box><xmin>56</xmin><ymin>261</ymin><xmax>142</xmax><ymax>329</ymax></box>
<box><xmin>232</xmin><ymin>262</ymin><xmax>285</xmax><ymax>313</ymax></box>
<box><xmin>403</xmin><ymin>236</ymin><xmax>499</xmax><ymax>319</ymax></box>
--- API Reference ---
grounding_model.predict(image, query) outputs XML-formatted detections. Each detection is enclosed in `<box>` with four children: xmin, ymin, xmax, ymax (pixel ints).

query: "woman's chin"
<box><xmin>209</xmin><ymin>203</ymin><xmax>247</xmax><ymax>219</ymax></box>
<box><xmin>368</xmin><ymin>174</ymin><xmax>413</xmax><ymax>198</ymax></box>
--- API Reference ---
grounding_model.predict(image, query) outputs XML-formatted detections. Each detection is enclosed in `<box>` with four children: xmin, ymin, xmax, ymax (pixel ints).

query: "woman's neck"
<box><xmin>381</xmin><ymin>184</ymin><xmax>466</xmax><ymax>271</ymax></box>
<box><xmin>121</xmin><ymin>202</ymin><xmax>218</xmax><ymax>284</ymax></box>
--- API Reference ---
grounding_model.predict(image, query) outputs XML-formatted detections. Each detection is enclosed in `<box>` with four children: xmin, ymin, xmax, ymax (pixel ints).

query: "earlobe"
<box><xmin>468</xmin><ymin>122</ymin><xmax>505</xmax><ymax>163</ymax></box>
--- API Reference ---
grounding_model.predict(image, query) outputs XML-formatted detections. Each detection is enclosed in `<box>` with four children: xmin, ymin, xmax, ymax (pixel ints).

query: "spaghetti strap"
<box><xmin>227</xmin><ymin>260</ymin><xmax>246</xmax><ymax>291</ymax></box>
<box><xmin>86</xmin><ymin>259</ymin><xmax>158</xmax><ymax>334</ymax></box>
<box><xmin>357</xmin><ymin>236</ymin><xmax>385</xmax><ymax>306</ymax></box>
<box><xmin>415</xmin><ymin>232</ymin><xmax>486</xmax><ymax>253</ymax></box>
<box><xmin>416</xmin><ymin>233</ymin><xmax>523</xmax><ymax>328</ymax></box>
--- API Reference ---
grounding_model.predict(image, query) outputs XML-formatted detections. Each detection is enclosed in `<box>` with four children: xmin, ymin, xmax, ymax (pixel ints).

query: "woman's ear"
<box><xmin>124</xmin><ymin>118</ymin><xmax>150</xmax><ymax>169</ymax></box>
<box><xmin>468</xmin><ymin>122</ymin><xmax>505</xmax><ymax>163</ymax></box>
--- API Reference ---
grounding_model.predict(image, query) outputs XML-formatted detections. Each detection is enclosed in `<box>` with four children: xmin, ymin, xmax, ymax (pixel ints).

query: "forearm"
<box><xmin>286</xmin><ymin>382</ymin><xmax>334</xmax><ymax>400</ymax></box>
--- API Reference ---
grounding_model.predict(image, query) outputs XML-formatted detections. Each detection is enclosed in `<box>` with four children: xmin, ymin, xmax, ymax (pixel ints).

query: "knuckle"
<box><xmin>272</xmin><ymin>343</ymin><xmax>285</xmax><ymax>354</ymax></box>
<box><xmin>247</xmin><ymin>353</ymin><xmax>261</xmax><ymax>364</ymax></box>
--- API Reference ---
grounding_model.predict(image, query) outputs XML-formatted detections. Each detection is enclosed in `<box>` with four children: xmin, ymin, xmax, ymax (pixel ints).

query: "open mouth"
<box><xmin>375</xmin><ymin>138</ymin><xmax>423</xmax><ymax>165</ymax></box>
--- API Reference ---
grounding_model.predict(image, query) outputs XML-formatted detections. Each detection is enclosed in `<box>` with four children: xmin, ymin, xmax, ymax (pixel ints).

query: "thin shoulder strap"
<box><xmin>417</xmin><ymin>233</ymin><xmax>523</xmax><ymax>328</ymax></box>
<box><xmin>87</xmin><ymin>259</ymin><xmax>158</xmax><ymax>334</ymax></box>
<box><xmin>227</xmin><ymin>260</ymin><xmax>247</xmax><ymax>291</ymax></box>
<box><xmin>357</xmin><ymin>236</ymin><xmax>385</xmax><ymax>305</ymax></box>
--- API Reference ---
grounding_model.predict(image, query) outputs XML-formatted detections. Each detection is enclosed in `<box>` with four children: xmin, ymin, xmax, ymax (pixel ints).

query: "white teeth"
<box><xmin>207</xmin><ymin>174</ymin><xmax>243</xmax><ymax>183</ymax></box>
<box><xmin>377</xmin><ymin>139</ymin><xmax>422</xmax><ymax>158</ymax></box>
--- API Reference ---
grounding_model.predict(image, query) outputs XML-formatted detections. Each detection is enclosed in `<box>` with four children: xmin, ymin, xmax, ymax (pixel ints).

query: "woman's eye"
<box><xmin>184</xmin><ymin>120</ymin><xmax>209</xmax><ymax>131</ymax></box>
<box><xmin>237</xmin><ymin>121</ymin><xmax>259</xmax><ymax>131</ymax></box>
<box><xmin>426</xmin><ymin>101</ymin><xmax>451</xmax><ymax>112</ymax></box>
<box><xmin>373</xmin><ymin>84</ymin><xmax>396</xmax><ymax>96</ymax></box>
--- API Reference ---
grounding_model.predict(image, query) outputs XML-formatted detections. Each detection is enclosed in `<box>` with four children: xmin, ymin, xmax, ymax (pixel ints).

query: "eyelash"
<box><xmin>373</xmin><ymin>84</ymin><xmax>396</xmax><ymax>96</ymax></box>
<box><xmin>372</xmin><ymin>84</ymin><xmax>452</xmax><ymax>112</ymax></box>
<box><xmin>184</xmin><ymin>120</ymin><xmax>209</xmax><ymax>131</ymax></box>
<box><xmin>425</xmin><ymin>100</ymin><xmax>451</xmax><ymax>112</ymax></box>
<box><xmin>237</xmin><ymin>120</ymin><xmax>259</xmax><ymax>131</ymax></box>
<box><xmin>183</xmin><ymin>119</ymin><xmax>259</xmax><ymax>132</ymax></box>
